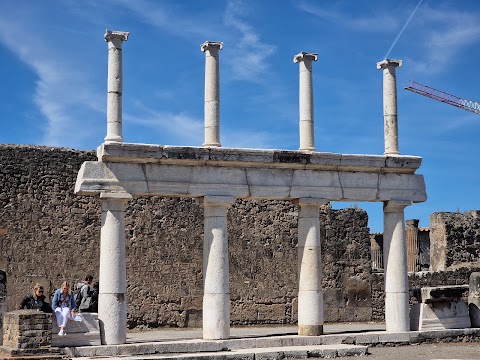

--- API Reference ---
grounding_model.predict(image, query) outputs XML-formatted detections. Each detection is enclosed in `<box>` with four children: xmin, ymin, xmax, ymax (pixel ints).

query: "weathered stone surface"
<box><xmin>410</xmin><ymin>300</ymin><xmax>471</xmax><ymax>331</ymax></box>
<box><xmin>430</xmin><ymin>211</ymin><xmax>480</xmax><ymax>271</ymax></box>
<box><xmin>2</xmin><ymin>310</ymin><xmax>52</xmax><ymax>351</ymax></box>
<box><xmin>0</xmin><ymin>145</ymin><xmax>376</xmax><ymax>329</ymax></box>
<box><xmin>420</xmin><ymin>285</ymin><xmax>469</xmax><ymax>303</ymax></box>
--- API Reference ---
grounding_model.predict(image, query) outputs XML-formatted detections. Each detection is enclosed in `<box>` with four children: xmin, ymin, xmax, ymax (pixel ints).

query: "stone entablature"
<box><xmin>76</xmin><ymin>143</ymin><xmax>426</xmax><ymax>202</ymax></box>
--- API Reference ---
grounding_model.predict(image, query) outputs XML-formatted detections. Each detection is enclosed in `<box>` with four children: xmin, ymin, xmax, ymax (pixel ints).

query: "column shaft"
<box><xmin>201</xmin><ymin>41</ymin><xmax>223</xmax><ymax>147</ymax></box>
<box><xmin>405</xmin><ymin>219</ymin><xmax>420</xmax><ymax>272</ymax></box>
<box><xmin>99</xmin><ymin>193</ymin><xmax>131</xmax><ymax>345</ymax></box>
<box><xmin>294</xmin><ymin>52</ymin><xmax>318</xmax><ymax>151</ymax></box>
<box><xmin>383</xmin><ymin>200</ymin><xmax>411</xmax><ymax>332</ymax></box>
<box><xmin>296</xmin><ymin>198</ymin><xmax>327</xmax><ymax>336</ymax></box>
<box><xmin>104</xmin><ymin>30</ymin><xmax>129</xmax><ymax>143</ymax></box>
<box><xmin>377</xmin><ymin>59</ymin><xmax>402</xmax><ymax>155</ymax></box>
<box><xmin>202</xmin><ymin>195</ymin><xmax>233</xmax><ymax>339</ymax></box>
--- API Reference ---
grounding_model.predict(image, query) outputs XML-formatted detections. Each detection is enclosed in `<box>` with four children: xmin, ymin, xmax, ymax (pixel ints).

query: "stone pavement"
<box><xmin>61</xmin><ymin>323</ymin><xmax>480</xmax><ymax>359</ymax></box>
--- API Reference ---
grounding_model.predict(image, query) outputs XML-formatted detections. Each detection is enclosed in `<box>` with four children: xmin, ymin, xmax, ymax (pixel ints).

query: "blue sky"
<box><xmin>1</xmin><ymin>0</ymin><xmax>479</xmax><ymax>233</ymax></box>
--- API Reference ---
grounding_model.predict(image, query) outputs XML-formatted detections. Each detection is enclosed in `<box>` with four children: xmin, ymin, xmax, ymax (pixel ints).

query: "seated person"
<box><xmin>19</xmin><ymin>283</ymin><xmax>53</xmax><ymax>313</ymax></box>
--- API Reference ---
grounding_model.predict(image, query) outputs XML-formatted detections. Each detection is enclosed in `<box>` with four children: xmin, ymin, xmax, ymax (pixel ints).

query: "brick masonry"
<box><xmin>2</xmin><ymin>310</ymin><xmax>51</xmax><ymax>350</ymax></box>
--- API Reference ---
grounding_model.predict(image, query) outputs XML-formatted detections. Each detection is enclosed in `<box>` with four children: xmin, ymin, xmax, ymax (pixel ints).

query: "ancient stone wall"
<box><xmin>370</xmin><ymin>268</ymin><xmax>480</xmax><ymax>320</ymax></box>
<box><xmin>0</xmin><ymin>145</ymin><xmax>373</xmax><ymax>328</ymax></box>
<box><xmin>430</xmin><ymin>211</ymin><xmax>480</xmax><ymax>271</ymax></box>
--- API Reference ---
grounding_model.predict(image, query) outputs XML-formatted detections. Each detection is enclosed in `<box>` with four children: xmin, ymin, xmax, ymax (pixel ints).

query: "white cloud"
<box><xmin>109</xmin><ymin>0</ymin><xmax>220</xmax><ymax>40</ymax></box>
<box><xmin>0</xmin><ymin>7</ymin><xmax>105</xmax><ymax>149</ymax></box>
<box><xmin>296</xmin><ymin>1</ymin><xmax>399</xmax><ymax>31</ymax></box>
<box><xmin>223</xmin><ymin>0</ymin><xmax>276</xmax><ymax>82</ymax></box>
<box><xmin>408</xmin><ymin>5</ymin><xmax>480</xmax><ymax>74</ymax></box>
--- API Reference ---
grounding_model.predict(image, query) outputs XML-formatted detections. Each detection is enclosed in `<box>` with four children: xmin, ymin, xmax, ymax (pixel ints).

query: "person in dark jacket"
<box><xmin>19</xmin><ymin>283</ymin><xmax>53</xmax><ymax>313</ymax></box>
<box><xmin>89</xmin><ymin>281</ymin><xmax>99</xmax><ymax>313</ymax></box>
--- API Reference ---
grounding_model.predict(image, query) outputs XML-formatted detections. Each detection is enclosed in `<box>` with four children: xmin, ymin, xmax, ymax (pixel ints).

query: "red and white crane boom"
<box><xmin>404</xmin><ymin>80</ymin><xmax>480</xmax><ymax>115</ymax></box>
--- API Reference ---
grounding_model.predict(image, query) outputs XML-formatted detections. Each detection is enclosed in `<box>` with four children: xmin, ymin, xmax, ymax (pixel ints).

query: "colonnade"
<box><xmin>98</xmin><ymin>192</ymin><xmax>412</xmax><ymax>343</ymax></box>
<box><xmin>97</xmin><ymin>30</ymin><xmax>414</xmax><ymax>344</ymax></box>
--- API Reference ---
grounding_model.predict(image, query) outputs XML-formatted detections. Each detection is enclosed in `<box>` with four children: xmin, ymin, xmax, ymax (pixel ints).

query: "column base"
<box><xmin>299</xmin><ymin>147</ymin><xmax>316</xmax><ymax>152</ymax></box>
<box><xmin>202</xmin><ymin>293</ymin><xmax>230</xmax><ymax>340</ymax></box>
<box><xmin>203</xmin><ymin>142</ymin><xmax>221</xmax><ymax>147</ymax></box>
<box><xmin>298</xmin><ymin>324</ymin><xmax>323</xmax><ymax>336</ymax></box>
<box><xmin>104</xmin><ymin>137</ymin><xmax>124</xmax><ymax>143</ymax></box>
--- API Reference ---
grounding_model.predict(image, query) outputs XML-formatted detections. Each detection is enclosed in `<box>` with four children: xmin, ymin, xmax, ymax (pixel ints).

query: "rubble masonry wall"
<box><xmin>0</xmin><ymin>145</ymin><xmax>371</xmax><ymax>328</ymax></box>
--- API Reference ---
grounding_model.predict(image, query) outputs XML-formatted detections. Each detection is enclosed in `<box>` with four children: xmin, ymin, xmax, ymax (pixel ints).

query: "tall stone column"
<box><xmin>98</xmin><ymin>192</ymin><xmax>132</xmax><ymax>345</ymax></box>
<box><xmin>294</xmin><ymin>52</ymin><xmax>318</xmax><ymax>152</ymax></box>
<box><xmin>201</xmin><ymin>195</ymin><xmax>234</xmax><ymax>339</ymax></box>
<box><xmin>383</xmin><ymin>200</ymin><xmax>411</xmax><ymax>332</ymax></box>
<box><xmin>295</xmin><ymin>198</ymin><xmax>328</xmax><ymax>335</ymax></box>
<box><xmin>405</xmin><ymin>219</ymin><xmax>420</xmax><ymax>272</ymax></box>
<box><xmin>200</xmin><ymin>41</ymin><xmax>223</xmax><ymax>147</ymax></box>
<box><xmin>370</xmin><ymin>234</ymin><xmax>384</xmax><ymax>271</ymax></box>
<box><xmin>377</xmin><ymin>59</ymin><xmax>402</xmax><ymax>156</ymax></box>
<box><xmin>104</xmin><ymin>30</ymin><xmax>129</xmax><ymax>143</ymax></box>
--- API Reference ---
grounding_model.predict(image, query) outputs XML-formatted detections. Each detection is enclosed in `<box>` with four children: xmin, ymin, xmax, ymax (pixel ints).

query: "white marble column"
<box><xmin>295</xmin><ymin>198</ymin><xmax>328</xmax><ymax>335</ymax></box>
<box><xmin>98</xmin><ymin>192</ymin><xmax>132</xmax><ymax>344</ymax></box>
<box><xmin>294</xmin><ymin>52</ymin><xmax>318</xmax><ymax>152</ymax></box>
<box><xmin>377</xmin><ymin>59</ymin><xmax>402</xmax><ymax>156</ymax></box>
<box><xmin>200</xmin><ymin>41</ymin><xmax>223</xmax><ymax>147</ymax></box>
<box><xmin>201</xmin><ymin>195</ymin><xmax>234</xmax><ymax>339</ymax></box>
<box><xmin>104</xmin><ymin>30</ymin><xmax>129</xmax><ymax>143</ymax></box>
<box><xmin>383</xmin><ymin>200</ymin><xmax>412</xmax><ymax>332</ymax></box>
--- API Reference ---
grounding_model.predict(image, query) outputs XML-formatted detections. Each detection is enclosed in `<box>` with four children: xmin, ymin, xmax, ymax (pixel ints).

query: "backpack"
<box><xmin>76</xmin><ymin>284</ymin><xmax>92</xmax><ymax>310</ymax></box>
<box><xmin>74</xmin><ymin>282</ymin><xmax>84</xmax><ymax>307</ymax></box>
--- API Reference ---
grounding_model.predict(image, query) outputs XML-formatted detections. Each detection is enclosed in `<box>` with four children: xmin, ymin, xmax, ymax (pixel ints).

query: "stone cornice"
<box><xmin>95</xmin><ymin>142</ymin><xmax>422</xmax><ymax>173</ymax></box>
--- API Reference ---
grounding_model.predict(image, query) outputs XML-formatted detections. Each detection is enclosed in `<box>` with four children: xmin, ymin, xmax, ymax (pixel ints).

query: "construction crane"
<box><xmin>404</xmin><ymin>80</ymin><xmax>480</xmax><ymax>115</ymax></box>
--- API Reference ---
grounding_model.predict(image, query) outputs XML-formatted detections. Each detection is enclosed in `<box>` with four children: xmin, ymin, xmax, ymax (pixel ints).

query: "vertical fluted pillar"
<box><xmin>98</xmin><ymin>192</ymin><xmax>131</xmax><ymax>344</ymax></box>
<box><xmin>294</xmin><ymin>52</ymin><xmax>318</xmax><ymax>151</ymax></box>
<box><xmin>296</xmin><ymin>198</ymin><xmax>328</xmax><ymax>335</ymax></box>
<box><xmin>201</xmin><ymin>195</ymin><xmax>234</xmax><ymax>339</ymax></box>
<box><xmin>370</xmin><ymin>234</ymin><xmax>383</xmax><ymax>271</ymax></box>
<box><xmin>104</xmin><ymin>30</ymin><xmax>129</xmax><ymax>143</ymax></box>
<box><xmin>405</xmin><ymin>219</ymin><xmax>420</xmax><ymax>272</ymax></box>
<box><xmin>377</xmin><ymin>59</ymin><xmax>402</xmax><ymax>155</ymax></box>
<box><xmin>383</xmin><ymin>200</ymin><xmax>411</xmax><ymax>332</ymax></box>
<box><xmin>200</xmin><ymin>41</ymin><xmax>223</xmax><ymax>147</ymax></box>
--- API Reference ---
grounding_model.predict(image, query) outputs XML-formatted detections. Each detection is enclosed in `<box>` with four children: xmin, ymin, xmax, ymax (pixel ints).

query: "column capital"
<box><xmin>294</xmin><ymin>198</ymin><xmax>329</xmax><ymax>207</ymax></box>
<box><xmin>293</xmin><ymin>52</ymin><xmax>318</xmax><ymax>64</ymax></box>
<box><xmin>405</xmin><ymin>219</ymin><xmax>419</xmax><ymax>227</ymax></box>
<box><xmin>100</xmin><ymin>192</ymin><xmax>132</xmax><ymax>201</ymax></box>
<box><xmin>377</xmin><ymin>58</ymin><xmax>402</xmax><ymax>70</ymax></box>
<box><xmin>384</xmin><ymin>199</ymin><xmax>412</xmax><ymax>212</ymax></box>
<box><xmin>104</xmin><ymin>29</ymin><xmax>130</xmax><ymax>43</ymax></box>
<box><xmin>200</xmin><ymin>41</ymin><xmax>223</xmax><ymax>52</ymax></box>
<box><xmin>199</xmin><ymin>195</ymin><xmax>235</xmax><ymax>206</ymax></box>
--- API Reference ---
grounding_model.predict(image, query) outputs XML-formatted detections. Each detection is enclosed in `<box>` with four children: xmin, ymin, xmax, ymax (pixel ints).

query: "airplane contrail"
<box><xmin>384</xmin><ymin>0</ymin><xmax>424</xmax><ymax>59</ymax></box>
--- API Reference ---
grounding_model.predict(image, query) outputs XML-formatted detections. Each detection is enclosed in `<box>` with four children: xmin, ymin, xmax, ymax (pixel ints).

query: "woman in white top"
<box><xmin>52</xmin><ymin>281</ymin><xmax>77</xmax><ymax>336</ymax></box>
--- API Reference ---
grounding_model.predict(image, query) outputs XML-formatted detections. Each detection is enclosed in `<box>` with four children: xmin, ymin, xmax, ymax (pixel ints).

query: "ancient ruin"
<box><xmin>72</xmin><ymin>31</ymin><xmax>427</xmax><ymax>344</ymax></box>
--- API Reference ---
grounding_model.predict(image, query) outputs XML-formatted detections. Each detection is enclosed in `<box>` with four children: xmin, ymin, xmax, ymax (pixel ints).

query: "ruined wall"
<box><xmin>370</xmin><ymin>268</ymin><xmax>480</xmax><ymax>320</ymax></box>
<box><xmin>430</xmin><ymin>211</ymin><xmax>480</xmax><ymax>271</ymax></box>
<box><xmin>0</xmin><ymin>145</ymin><xmax>373</xmax><ymax>328</ymax></box>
